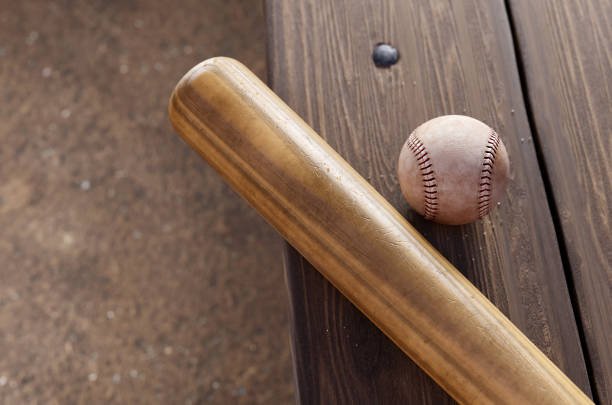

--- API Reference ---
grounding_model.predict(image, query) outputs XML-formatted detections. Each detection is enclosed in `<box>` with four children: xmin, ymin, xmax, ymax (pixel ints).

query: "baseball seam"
<box><xmin>478</xmin><ymin>129</ymin><xmax>500</xmax><ymax>218</ymax></box>
<box><xmin>407</xmin><ymin>133</ymin><xmax>438</xmax><ymax>220</ymax></box>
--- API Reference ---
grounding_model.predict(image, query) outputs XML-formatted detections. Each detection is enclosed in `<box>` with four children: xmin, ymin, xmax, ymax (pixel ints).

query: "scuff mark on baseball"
<box><xmin>398</xmin><ymin>115</ymin><xmax>510</xmax><ymax>225</ymax></box>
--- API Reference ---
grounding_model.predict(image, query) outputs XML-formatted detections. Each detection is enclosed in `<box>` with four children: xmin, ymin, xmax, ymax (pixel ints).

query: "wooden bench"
<box><xmin>266</xmin><ymin>1</ymin><xmax>610</xmax><ymax>403</ymax></box>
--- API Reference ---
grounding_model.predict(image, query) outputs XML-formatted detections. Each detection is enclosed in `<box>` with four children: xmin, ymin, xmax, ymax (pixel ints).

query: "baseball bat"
<box><xmin>168</xmin><ymin>57</ymin><xmax>592</xmax><ymax>405</ymax></box>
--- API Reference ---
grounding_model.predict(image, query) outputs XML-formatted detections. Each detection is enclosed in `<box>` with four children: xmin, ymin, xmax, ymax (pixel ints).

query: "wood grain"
<box><xmin>169</xmin><ymin>57</ymin><xmax>593</xmax><ymax>404</ymax></box>
<box><xmin>507</xmin><ymin>0</ymin><xmax>612</xmax><ymax>402</ymax></box>
<box><xmin>265</xmin><ymin>0</ymin><xmax>593</xmax><ymax>403</ymax></box>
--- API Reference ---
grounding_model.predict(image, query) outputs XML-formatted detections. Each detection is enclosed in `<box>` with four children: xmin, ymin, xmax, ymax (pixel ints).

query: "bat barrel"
<box><xmin>169</xmin><ymin>57</ymin><xmax>592</xmax><ymax>405</ymax></box>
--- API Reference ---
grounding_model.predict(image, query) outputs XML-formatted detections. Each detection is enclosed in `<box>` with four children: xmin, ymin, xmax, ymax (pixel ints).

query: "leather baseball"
<box><xmin>398</xmin><ymin>115</ymin><xmax>510</xmax><ymax>225</ymax></box>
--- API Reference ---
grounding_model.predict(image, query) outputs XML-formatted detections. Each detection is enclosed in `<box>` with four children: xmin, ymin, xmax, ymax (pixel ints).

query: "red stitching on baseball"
<box><xmin>407</xmin><ymin>132</ymin><xmax>438</xmax><ymax>220</ymax></box>
<box><xmin>478</xmin><ymin>129</ymin><xmax>500</xmax><ymax>218</ymax></box>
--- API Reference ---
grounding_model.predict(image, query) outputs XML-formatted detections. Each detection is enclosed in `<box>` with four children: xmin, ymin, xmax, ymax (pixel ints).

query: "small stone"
<box><xmin>119</xmin><ymin>64</ymin><xmax>129</xmax><ymax>74</ymax></box>
<box><xmin>88</xmin><ymin>373</ymin><xmax>97</xmax><ymax>382</ymax></box>
<box><xmin>132</xmin><ymin>230</ymin><xmax>142</xmax><ymax>239</ymax></box>
<box><xmin>26</xmin><ymin>31</ymin><xmax>39</xmax><ymax>45</ymax></box>
<box><xmin>61</xmin><ymin>109</ymin><xmax>71</xmax><ymax>119</ymax></box>
<box><xmin>80</xmin><ymin>180</ymin><xmax>91</xmax><ymax>190</ymax></box>
<box><xmin>0</xmin><ymin>376</ymin><xmax>7</xmax><ymax>386</ymax></box>
<box><xmin>211</xmin><ymin>381</ymin><xmax>220</xmax><ymax>390</ymax></box>
<box><xmin>113</xmin><ymin>374</ymin><xmax>121</xmax><ymax>383</ymax></box>
<box><xmin>41</xmin><ymin>148</ymin><xmax>56</xmax><ymax>158</ymax></box>
<box><xmin>163</xmin><ymin>346</ymin><xmax>173</xmax><ymax>355</ymax></box>
<box><xmin>106</xmin><ymin>310</ymin><xmax>115</xmax><ymax>320</ymax></box>
<box><xmin>130</xmin><ymin>369</ymin><xmax>138</xmax><ymax>378</ymax></box>
<box><xmin>63</xmin><ymin>233</ymin><xmax>74</xmax><ymax>245</ymax></box>
<box><xmin>8</xmin><ymin>290</ymin><xmax>19</xmax><ymax>300</ymax></box>
<box><xmin>42</xmin><ymin>67</ymin><xmax>52</xmax><ymax>77</ymax></box>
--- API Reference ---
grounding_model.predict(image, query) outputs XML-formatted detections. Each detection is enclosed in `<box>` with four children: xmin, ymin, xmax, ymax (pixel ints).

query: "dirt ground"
<box><xmin>0</xmin><ymin>0</ymin><xmax>294</xmax><ymax>403</ymax></box>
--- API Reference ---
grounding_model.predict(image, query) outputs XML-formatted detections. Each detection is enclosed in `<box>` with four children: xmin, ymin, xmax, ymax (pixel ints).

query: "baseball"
<box><xmin>398</xmin><ymin>115</ymin><xmax>510</xmax><ymax>225</ymax></box>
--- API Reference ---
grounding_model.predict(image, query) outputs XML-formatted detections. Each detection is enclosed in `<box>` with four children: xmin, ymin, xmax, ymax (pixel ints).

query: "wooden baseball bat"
<box><xmin>168</xmin><ymin>57</ymin><xmax>592</xmax><ymax>405</ymax></box>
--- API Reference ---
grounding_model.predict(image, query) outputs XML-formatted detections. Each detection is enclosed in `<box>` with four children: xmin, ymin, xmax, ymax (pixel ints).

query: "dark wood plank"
<box><xmin>507</xmin><ymin>1</ymin><xmax>612</xmax><ymax>402</ymax></box>
<box><xmin>266</xmin><ymin>0</ymin><xmax>593</xmax><ymax>403</ymax></box>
